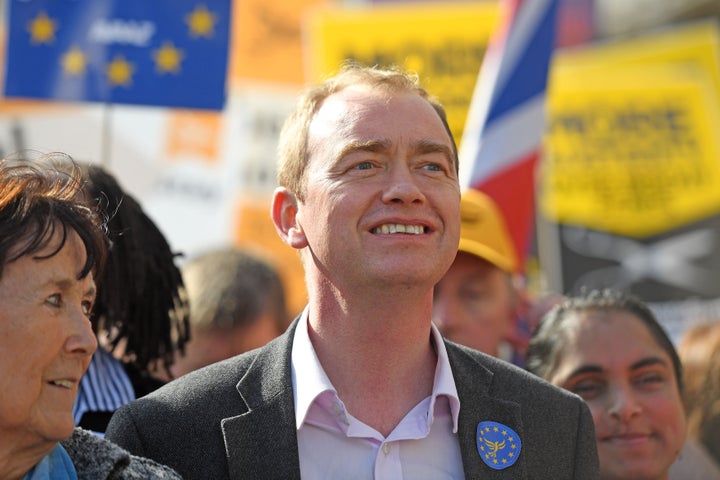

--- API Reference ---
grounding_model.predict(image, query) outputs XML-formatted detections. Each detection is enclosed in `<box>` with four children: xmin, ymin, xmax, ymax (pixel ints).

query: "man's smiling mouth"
<box><xmin>371</xmin><ymin>224</ymin><xmax>426</xmax><ymax>234</ymax></box>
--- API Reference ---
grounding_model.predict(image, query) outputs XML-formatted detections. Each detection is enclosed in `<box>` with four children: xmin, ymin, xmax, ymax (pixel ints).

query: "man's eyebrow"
<box><xmin>335</xmin><ymin>139</ymin><xmax>454</xmax><ymax>162</ymax></box>
<box><xmin>413</xmin><ymin>139</ymin><xmax>454</xmax><ymax>162</ymax></box>
<box><xmin>336</xmin><ymin>139</ymin><xmax>391</xmax><ymax>161</ymax></box>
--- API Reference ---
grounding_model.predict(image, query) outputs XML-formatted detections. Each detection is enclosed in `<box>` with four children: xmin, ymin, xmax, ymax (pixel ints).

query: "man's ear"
<box><xmin>271</xmin><ymin>187</ymin><xmax>308</xmax><ymax>249</ymax></box>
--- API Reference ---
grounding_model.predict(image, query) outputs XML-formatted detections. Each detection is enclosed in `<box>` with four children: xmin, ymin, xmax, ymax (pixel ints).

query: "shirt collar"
<box><xmin>291</xmin><ymin>307</ymin><xmax>460</xmax><ymax>432</ymax></box>
<box><xmin>291</xmin><ymin>307</ymin><xmax>335</xmax><ymax>430</ymax></box>
<box><xmin>429</xmin><ymin>321</ymin><xmax>461</xmax><ymax>432</ymax></box>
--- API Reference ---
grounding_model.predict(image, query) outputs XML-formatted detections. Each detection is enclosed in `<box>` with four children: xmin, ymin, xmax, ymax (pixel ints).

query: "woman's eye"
<box><xmin>635</xmin><ymin>372</ymin><xmax>664</xmax><ymax>388</ymax></box>
<box><xmin>569</xmin><ymin>380</ymin><xmax>604</xmax><ymax>399</ymax></box>
<box><xmin>81</xmin><ymin>301</ymin><xmax>94</xmax><ymax>318</ymax></box>
<box><xmin>46</xmin><ymin>293</ymin><xmax>61</xmax><ymax>307</ymax></box>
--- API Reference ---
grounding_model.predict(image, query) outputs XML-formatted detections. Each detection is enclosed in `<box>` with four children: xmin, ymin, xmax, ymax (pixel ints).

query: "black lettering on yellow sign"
<box><xmin>545</xmin><ymin>101</ymin><xmax>712</xmax><ymax>229</ymax></box>
<box><xmin>341</xmin><ymin>41</ymin><xmax>487</xmax><ymax>140</ymax></box>
<box><xmin>550</xmin><ymin>105</ymin><xmax>690</xmax><ymax>138</ymax></box>
<box><xmin>344</xmin><ymin>41</ymin><xmax>485</xmax><ymax>76</ymax></box>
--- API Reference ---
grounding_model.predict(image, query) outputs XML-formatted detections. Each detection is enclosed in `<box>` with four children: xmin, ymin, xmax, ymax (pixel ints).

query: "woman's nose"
<box><xmin>607</xmin><ymin>384</ymin><xmax>642</xmax><ymax>422</ymax></box>
<box><xmin>65</xmin><ymin>307</ymin><xmax>98</xmax><ymax>357</ymax></box>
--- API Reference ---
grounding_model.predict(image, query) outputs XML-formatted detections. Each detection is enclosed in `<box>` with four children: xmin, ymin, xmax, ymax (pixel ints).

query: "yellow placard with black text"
<box><xmin>304</xmin><ymin>2</ymin><xmax>499</xmax><ymax>143</ymax></box>
<box><xmin>541</xmin><ymin>62</ymin><xmax>720</xmax><ymax>237</ymax></box>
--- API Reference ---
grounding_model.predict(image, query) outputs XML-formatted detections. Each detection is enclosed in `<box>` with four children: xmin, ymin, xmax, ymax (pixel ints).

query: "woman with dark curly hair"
<box><xmin>64</xmin><ymin>161</ymin><xmax>190</xmax><ymax>434</ymax></box>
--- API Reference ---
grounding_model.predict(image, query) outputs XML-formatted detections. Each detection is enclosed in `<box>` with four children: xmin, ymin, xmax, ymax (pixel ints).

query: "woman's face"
<box><xmin>0</xmin><ymin>228</ymin><xmax>97</xmax><ymax>447</ymax></box>
<box><xmin>548</xmin><ymin>310</ymin><xmax>686</xmax><ymax>480</ymax></box>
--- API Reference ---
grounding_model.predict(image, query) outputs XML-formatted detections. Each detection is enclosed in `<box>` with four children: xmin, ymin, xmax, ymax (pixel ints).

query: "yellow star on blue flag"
<box><xmin>27</xmin><ymin>10</ymin><xmax>57</xmax><ymax>44</ymax></box>
<box><xmin>61</xmin><ymin>46</ymin><xmax>88</xmax><ymax>76</ymax></box>
<box><xmin>185</xmin><ymin>4</ymin><xmax>217</xmax><ymax>38</ymax></box>
<box><xmin>153</xmin><ymin>42</ymin><xmax>184</xmax><ymax>74</ymax></box>
<box><xmin>106</xmin><ymin>55</ymin><xmax>134</xmax><ymax>87</ymax></box>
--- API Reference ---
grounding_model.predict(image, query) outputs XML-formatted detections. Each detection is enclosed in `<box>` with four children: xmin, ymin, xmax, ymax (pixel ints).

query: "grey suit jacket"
<box><xmin>106</xmin><ymin>319</ymin><xmax>598</xmax><ymax>479</ymax></box>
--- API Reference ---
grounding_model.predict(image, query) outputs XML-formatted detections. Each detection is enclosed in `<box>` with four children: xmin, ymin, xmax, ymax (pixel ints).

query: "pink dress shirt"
<box><xmin>291</xmin><ymin>309</ymin><xmax>465</xmax><ymax>479</ymax></box>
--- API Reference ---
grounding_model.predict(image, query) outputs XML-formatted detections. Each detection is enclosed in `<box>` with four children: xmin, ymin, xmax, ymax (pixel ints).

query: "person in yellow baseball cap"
<box><xmin>433</xmin><ymin>188</ymin><xmax>523</xmax><ymax>362</ymax></box>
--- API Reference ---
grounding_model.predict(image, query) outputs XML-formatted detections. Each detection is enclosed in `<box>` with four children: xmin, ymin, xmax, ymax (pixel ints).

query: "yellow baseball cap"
<box><xmin>458</xmin><ymin>189</ymin><xmax>518</xmax><ymax>273</ymax></box>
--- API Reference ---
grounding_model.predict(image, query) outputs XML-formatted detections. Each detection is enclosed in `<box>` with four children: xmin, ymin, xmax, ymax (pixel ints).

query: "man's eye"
<box><xmin>355</xmin><ymin>161</ymin><xmax>374</xmax><ymax>170</ymax></box>
<box><xmin>423</xmin><ymin>163</ymin><xmax>442</xmax><ymax>172</ymax></box>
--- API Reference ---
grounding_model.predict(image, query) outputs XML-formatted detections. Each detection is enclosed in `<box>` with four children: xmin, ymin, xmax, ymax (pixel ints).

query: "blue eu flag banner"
<box><xmin>4</xmin><ymin>0</ymin><xmax>230</xmax><ymax>110</ymax></box>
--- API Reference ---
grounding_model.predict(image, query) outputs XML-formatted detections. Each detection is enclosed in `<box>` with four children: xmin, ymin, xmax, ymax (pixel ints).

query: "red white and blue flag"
<box><xmin>459</xmin><ymin>0</ymin><xmax>560</xmax><ymax>271</ymax></box>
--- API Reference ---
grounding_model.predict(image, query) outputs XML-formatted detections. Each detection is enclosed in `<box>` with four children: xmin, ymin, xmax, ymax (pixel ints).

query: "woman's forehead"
<box><xmin>557</xmin><ymin>309</ymin><xmax>670</xmax><ymax>368</ymax></box>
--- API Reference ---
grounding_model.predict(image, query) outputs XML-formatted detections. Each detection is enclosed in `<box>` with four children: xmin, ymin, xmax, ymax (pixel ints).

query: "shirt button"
<box><xmin>382</xmin><ymin>443</ymin><xmax>390</xmax><ymax>455</ymax></box>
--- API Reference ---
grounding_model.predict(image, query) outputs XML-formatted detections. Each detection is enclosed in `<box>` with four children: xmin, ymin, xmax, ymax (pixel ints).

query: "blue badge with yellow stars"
<box><xmin>477</xmin><ymin>421</ymin><xmax>521</xmax><ymax>470</ymax></box>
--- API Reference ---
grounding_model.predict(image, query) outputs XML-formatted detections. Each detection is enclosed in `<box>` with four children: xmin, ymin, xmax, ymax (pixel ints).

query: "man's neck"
<box><xmin>306</xmin><ymin>288</ymin><xmax>438</xmax><ymax>437</ymax></box>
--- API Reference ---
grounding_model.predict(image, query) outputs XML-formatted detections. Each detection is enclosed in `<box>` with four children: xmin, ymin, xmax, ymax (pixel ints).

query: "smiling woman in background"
<box><xmin>0</xmin><ymin>153</ymin><xmax>180</xmax><ymax>479</ymax></box>
<box><xmin>526</xmin><ymin>288</ymin><xmax>687</xmax><ymax>480</ymax></box>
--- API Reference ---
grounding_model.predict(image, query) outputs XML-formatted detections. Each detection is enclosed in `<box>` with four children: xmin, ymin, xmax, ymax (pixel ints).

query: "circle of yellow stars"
<box><xmin>477</xmin><ymin>425</ymin><xmax>519</xmax><ymax>466</ymax></box>
<box><xmin>27</xmin><ymin>5</ymin><xmax>217</xmax><ymax>87</ymax></box>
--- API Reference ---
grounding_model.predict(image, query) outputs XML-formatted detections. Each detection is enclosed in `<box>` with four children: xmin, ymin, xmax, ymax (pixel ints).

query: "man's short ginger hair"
<box><xmin>276</xmin><ymin>64</ymin><xmax>458</xmax><ymax>201</ymax></box>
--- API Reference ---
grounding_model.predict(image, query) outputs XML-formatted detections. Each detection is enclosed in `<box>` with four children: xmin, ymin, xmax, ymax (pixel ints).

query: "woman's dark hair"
<box><xmin>0</xmin><ymin>152</ymin><xmax>107</xmax><ymax>284</ymax></box>
<box><xmin>81</xmin><ymin>164</ymin><xmax>189</xmax><ymax>376</ymax></box>
<box><xmin>526</xmin><ymin>288</ymin><xmax>683</xmax><ymax>392</ymax></box>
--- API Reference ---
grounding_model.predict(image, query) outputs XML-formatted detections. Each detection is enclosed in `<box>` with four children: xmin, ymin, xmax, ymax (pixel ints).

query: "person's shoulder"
<box><xmin>121</xmin><ymin>335</ymin><xmax>286</xmax><ymax>412</ymax></box>
<box><xmin>111</xmin><ymin>322</ymin><xmax>294</xmax><ymax>424</ymax></box>
<box><xmin>147</xmin><ymin>347</ymin><xmax>264</xmax><ymax>402</ymax></box>
<box><xmin>62</xmin><ymin>428</ymin><xmax>182</xmax><ymax>479</ymax></box>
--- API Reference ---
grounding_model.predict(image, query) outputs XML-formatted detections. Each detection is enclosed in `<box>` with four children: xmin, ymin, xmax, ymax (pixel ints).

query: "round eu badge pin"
<box><xmin>477</xmin><ymin>421</ymin><xmax>521</xmax><ymax>470</ymax></box>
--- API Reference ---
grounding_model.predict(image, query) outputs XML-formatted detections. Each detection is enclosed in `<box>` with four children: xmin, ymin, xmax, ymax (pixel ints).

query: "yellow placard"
<box><xmin>305</xmin><ymin>2</ymin><xmax>499</xmax><ymax>143</ymax></box>
<box><xmin>541</xmin><ymin>62</ymin><xmax>720</xmax><ymax>237</ymax></box>
<box><xmin>556</xmin><ymin>20</ymin><xmax>720</xmax><ymax>93</ymax></box>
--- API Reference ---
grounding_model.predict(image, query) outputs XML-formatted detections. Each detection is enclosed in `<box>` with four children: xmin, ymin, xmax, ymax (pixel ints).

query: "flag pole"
<box><xmin>101</xmin><ymin>102</ymin><xmax>113</xmax><ymax>168</ymax></box>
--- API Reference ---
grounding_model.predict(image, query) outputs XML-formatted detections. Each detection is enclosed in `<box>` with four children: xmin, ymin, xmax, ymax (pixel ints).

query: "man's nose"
<box><xmin>382</xmin><ymin>163</ymin><xmax>425</xmax><ymax>205</ymax></box>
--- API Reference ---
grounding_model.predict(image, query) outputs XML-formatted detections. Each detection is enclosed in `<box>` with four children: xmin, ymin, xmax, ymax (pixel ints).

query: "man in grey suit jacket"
<box><xmin>107</xmin><ymin>65</ymin><xmax>598</xmax><ymax>479</ymax></box>
<box><xmin>107</xmin><ymin>319</ymin><xmax>597</xmax><ymax>479</ymax></box>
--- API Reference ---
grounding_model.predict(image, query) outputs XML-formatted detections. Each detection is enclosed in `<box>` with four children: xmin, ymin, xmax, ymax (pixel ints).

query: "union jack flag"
<box><xmin>459</xmin><ymin>0</ymin><xmax>561</xmax><ymax>271</ymax></box>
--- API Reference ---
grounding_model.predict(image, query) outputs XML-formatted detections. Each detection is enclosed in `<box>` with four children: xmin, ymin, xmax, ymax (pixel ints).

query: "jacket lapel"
<box><xmin>222</xmin><ymin>320</ymin><xmax>302</xmax><ymax>480</ymax></box>
<box><xmin>447</xmin><ymin>342</ymin><xmax>528</xmax><ymax>480</ymax></box>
